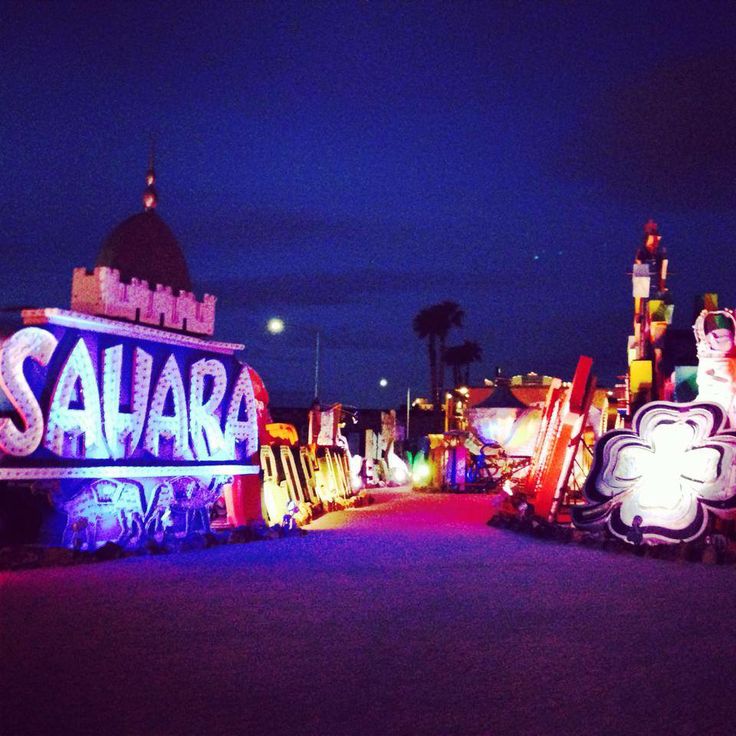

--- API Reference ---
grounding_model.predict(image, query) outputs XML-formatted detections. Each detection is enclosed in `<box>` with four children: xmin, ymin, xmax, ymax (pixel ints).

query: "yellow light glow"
<box><xmin>411</xmin><ymin>455</ymin><xmax>431</xmax><ymax>486</ymax></box>
<box><xmin>267</xmin><ymin>317</ymin><xmax>285</xmax><ymax>335</ymax></box>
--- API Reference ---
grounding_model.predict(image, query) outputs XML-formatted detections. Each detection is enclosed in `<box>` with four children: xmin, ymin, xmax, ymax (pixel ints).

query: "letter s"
<box><xmin>0</xmin><ymin>327</ymin><xmax>58</xmax><ymax>456</ymax></box>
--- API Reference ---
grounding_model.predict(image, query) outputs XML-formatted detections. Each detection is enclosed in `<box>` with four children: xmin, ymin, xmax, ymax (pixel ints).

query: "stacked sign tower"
<box><xmin>627</xmin><ymin>219</ymin><xmax>674</xmax><ymax>415</ymax></box>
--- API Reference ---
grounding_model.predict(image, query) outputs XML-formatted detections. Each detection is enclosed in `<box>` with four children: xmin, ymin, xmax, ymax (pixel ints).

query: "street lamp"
<box><xmin>313</xmin><ymin>330</ymin><xmax>320</xmax><ymax>400</ymax></box>
<box><xmin>406</xmin><ymin>386</ymin><xmax>411</xmax><ymax>442</ymax></box>
<box><xmin>267</xmin><ymin>317</ymin><xmax>321</xmax><ymax>400</ymax></box>
<box><xmin>378</xmin><ymin>379</ymin><xmax>412</xmax><ymax>444</ymax></box>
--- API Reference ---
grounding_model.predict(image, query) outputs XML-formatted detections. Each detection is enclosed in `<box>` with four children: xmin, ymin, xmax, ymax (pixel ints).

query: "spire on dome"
<box><xmin>143</xmin><ymin>136</ymin><xmax>158</xmax><ymax>211</ymax></box>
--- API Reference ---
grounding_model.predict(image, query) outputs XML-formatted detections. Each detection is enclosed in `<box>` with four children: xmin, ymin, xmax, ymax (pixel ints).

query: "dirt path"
<box><xmin>2</xmin><ymin>490</ymin><xmax>735</xmax><ymax>735</ymax></box>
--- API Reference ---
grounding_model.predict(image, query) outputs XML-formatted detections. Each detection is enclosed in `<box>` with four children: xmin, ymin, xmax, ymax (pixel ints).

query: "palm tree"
<box><xmin>433</xmin><ymin>301</ymin><xmax>465</xmax><ymax>403</ymax></box>
<box><xmin>444</xmin><ymin>340</ymin><xmax>483</xmax><ymax>387</ymax></box>
<box><xmin>459</xmin><ymin>340</ymin><xmax>482</xmax><ymax>384</ymax></box>
<box><xmin>412</xmin><ymin>301</ymin><xmax>465</xmax><ymax>408</ymax></box>
<box><xmin>412</xmin><ymin>306</ymin><xmax>441</xmax><ymax>406</ymax></box>
<box><xmin>443</xmin><ymin>344</ymin><xmax>467</xmax><ymax>388</ymax></box>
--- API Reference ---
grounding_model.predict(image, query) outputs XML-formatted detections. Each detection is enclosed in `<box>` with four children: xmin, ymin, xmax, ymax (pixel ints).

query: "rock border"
<box><xmin>487</xmin><ymin>512</ymin><xmax>736</xmax><ymax>565</ymax></box>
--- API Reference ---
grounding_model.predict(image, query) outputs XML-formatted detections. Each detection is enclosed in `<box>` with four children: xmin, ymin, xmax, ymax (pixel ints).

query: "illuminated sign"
<box><xmin>0</xmin><ymin>312</ymin><xmax>260</xmax><ymax>478</ymax></box>
<box><xmin>572</xmin><ymin>401</ymin><xmax>736</xmax><ymax>544</ymax></box>
<box><xmin>694</xmin><ymin>308</ymin><xmax>736</xmax><ymax>427</ymax></box>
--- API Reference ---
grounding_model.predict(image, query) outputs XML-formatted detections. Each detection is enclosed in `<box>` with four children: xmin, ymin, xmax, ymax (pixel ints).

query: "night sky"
<box><xmin>3</xmin><ymin>1</ymin><xmax>736</xmax><ymax>408</ymax></box>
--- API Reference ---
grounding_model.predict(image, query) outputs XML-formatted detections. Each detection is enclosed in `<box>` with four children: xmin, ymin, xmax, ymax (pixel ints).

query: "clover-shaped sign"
<box><xmin>572</xmin><ymin>401</ymin><xmax>736</xmax><ymax>544</ymax></box>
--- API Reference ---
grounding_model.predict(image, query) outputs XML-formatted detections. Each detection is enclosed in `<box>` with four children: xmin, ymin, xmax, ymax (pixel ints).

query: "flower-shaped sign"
<box><xmin>572</xmin><ymin>401</ymin><xmax>736</xmax><ymax>544</ymax></box>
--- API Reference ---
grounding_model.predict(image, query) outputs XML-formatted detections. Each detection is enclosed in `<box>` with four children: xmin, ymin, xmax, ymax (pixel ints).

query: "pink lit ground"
<box><xmin>2</xmin><ymin>489</ymin><xmax>736</xmax><ymax>735</ymax></box>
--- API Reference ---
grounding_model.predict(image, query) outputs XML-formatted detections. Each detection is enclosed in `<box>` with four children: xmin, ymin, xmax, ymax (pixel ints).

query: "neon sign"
<box><xmin>0</xmin><ymin>318</ymin><xmax>259</xmax><ymax>475</ymax></box>
<box><xmin>572</xmin><ymin>401</ymin><xmax>736</xmax><ymax>544</ymax></box>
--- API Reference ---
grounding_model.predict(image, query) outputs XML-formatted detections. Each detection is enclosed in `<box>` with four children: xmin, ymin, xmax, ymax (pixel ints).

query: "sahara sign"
<box><xmin>0</xmin><ymin>313</ymin><xmax>260</xmax><ymax>479</ymax></box>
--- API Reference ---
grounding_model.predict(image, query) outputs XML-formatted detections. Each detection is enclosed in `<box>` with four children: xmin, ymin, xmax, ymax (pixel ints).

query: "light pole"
<box><xmin>313</xmin><ymin>330</ymin><xmax>320</xmax><ymax>400</ymax></box>
<box><xmin>268</xmin><ymin>317</ymin><xmax>321</xmax><ymax>401</ymax></box>
<box><xmin>377</xmin><ymin>379</ymin><xmax>410</xmax><ymax>443</ymax></box>
<box><xmin>406</xmin><ymin>386</ymin><xmax>411</xmax><ymax>442</ymax></box>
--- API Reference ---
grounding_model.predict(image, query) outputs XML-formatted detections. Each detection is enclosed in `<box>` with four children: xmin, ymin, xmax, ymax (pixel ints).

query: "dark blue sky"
<box><xmin>3</xmin><ymin>1</ymin><xmax>736</xmax><ymax>407</ymax></box>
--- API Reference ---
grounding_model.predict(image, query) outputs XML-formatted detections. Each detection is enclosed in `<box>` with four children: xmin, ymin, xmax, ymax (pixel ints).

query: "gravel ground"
<box><xmin>1</xmin><ymin>489</ymin><xmax>735</xmax><ymax>736</ymax></box>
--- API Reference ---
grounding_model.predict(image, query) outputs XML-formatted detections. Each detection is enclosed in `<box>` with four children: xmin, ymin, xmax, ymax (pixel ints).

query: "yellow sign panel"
<box><xmin>265</xmin><ymin>422</ymin><xmax>299</xmax><ymax>445</ymax></box>
<box><xmin>630</xmin><ymin>360</ymin><xmax>653</xmax><ymax>397</ymax></box>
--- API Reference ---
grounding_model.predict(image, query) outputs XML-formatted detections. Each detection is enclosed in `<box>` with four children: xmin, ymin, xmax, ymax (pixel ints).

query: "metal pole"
<box><xmin>406</xmin><ymin>386</ymin><xmax>411</xmax><ymax>442</ymax></box>
<box><xmin>313</xmin><ymin>330</ymin><xmax>320</xmax><ymax>400</ymax></box>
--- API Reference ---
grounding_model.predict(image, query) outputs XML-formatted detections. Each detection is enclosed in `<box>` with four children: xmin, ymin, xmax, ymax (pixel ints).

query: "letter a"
<box><xmin>224</xmin><ymin>364</ymin><xmax>258</xmax><ymax>459</ymax></box>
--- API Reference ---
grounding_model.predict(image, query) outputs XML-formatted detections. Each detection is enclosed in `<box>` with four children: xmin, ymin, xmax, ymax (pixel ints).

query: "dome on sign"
<box><xmin>96</xmin><ymin>210</ymin><xmax>193</xmax><ymax>293</ymax></box>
